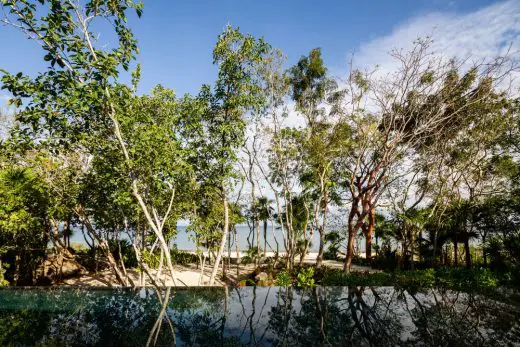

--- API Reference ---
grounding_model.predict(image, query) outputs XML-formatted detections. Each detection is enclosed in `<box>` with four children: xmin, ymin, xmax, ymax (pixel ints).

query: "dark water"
<box><xmin>0</xmin><ymin>286</ymin><xmax>519</xmax><ymax>346</ymax></box>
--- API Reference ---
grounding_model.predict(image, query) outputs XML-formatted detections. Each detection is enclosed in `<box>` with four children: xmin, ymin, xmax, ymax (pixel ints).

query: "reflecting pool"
<box><xmin>0</xmin><ymin>286</ymin><xmax>519</xmax><ymax>346</ymax></box>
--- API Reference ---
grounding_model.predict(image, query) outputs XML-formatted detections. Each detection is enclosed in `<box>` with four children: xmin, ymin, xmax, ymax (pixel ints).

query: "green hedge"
<box><xmin>321</xmin><ymin>267</ymin><xmax>501</xmax><ymax>293</ymax></box>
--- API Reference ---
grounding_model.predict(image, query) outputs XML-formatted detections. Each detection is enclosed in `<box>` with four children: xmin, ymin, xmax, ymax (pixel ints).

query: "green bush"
<box><xmin>322</xmin><ymin>270</ymin><xmax>393</xmax><ymax>286</ymax></box>
<box><xmin>245</xmin><ymin>247</ymin><xmax>260</xmax><ymax>264</ymax></box>
<box><xmin>395</xmin><ymin>269</ymin><xmax>436</xmax><ymax>292</ymax></box>
<box><xmin>435</xmin><ymin>267</ymin><xmax>499</xmax><ymax>291</ymax></box>
<box><xmin>75</xmin><ymin>240</ymin><xmax>139</xmax><ymax>271</ymax></box>
<box><xmin>320</xmin><ymin>267</ymin><xmax>501</xmax><ymax>293</ymax></box>
<box><xmin>275</xmin><ymin>271</ymin><xmax>293</xmax><ymax>286</ymax></box>
<box><xmin>109</xmin><ymin>239</ymin><xmax>138</xmax><ymax>268</ymax></box>
<box><xmin>75</xmin><ymin>247</ymin><xmax>109</xmax><ymax>272</ymax></box>
<box><xmin>296</xmin><ymin>267</ymin><xmax>315</xmax><ymax>288</ymax></box>
<box><xmin>240</xmin><ymin>255</ymin><xmax>252</xmax><ymax>265</ymax></box>
<box><xmin>171</xmin><ymin>248</ymin><xmax>198</xmax><ymax>266</ymax></box>
<box><xmin>323</xmin><ymin>231</ymin><xmax>344</xmax><ymax>260</ymax></box>
<box><xmin>370</xmin><ymin>249</ymin><xmax>398</xmax><ymax>271</ymax></box>
<box><xmin>141</xmin><ymin>249</ymin><xmax>161</xmax><ymax>268</ymax></box>
<box><xmin>0</xmin><ymin>261</ymin><xmax>8</xmax><ymax>286</ymax></box>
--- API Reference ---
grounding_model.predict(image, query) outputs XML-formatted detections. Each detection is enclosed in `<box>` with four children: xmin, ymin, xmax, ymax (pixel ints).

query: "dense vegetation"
<box><xmin>0</xmin><ymin>0</ymin><xmax>519</xmax><ymax>289</ymax></box>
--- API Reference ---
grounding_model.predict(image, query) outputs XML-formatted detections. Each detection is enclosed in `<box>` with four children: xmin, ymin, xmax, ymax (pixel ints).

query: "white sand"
<box><xmin>62</xmin><ymin>256</ymin><xmax>377</xmax><ymax>287</ymax></box>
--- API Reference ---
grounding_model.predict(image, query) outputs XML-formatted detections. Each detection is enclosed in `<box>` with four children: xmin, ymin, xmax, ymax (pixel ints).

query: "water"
<box><xmin>1</xmin><ymin>286</ymin><xmax>518</xmax><ymax>346</ymax></box>
<box><xmin>71</xmin><ymin>225</ymin><xmax>329</xmax><ymax>252</ymax></box>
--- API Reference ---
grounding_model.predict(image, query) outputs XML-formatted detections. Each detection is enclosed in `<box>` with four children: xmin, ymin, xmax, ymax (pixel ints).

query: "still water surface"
<box><xmin>0</xmin><ymin>286</ymin><xmax>519</xmax><ymax>346</ymax></box>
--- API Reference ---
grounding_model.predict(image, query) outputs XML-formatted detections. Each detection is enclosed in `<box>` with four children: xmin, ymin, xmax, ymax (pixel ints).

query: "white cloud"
<box><xmin>341</xmin><ymin>0</ymin><xmax>520</xmax><ymax>78</ymax></box>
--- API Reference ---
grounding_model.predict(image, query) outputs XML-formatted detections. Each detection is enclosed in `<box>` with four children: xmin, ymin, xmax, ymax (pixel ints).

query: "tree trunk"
<box><xmin>464</xmin><ymin>238</ymin><xmax>471</xmax><ymax>268</ymax></box>
<box><xmin>272</xmin><ymin>219</ymin><xmax>279</xmax><ymax>264</ymax></box>
<box><xmin>365</xmin><ymin>205</ymin><xmax>375</xmax><ymax>263</ymax></box>
<box><xmin>255</xmin><ymin>216</ymin><xmax>260</xmax><ymax>266</ymax></box>
<box><xmin>344</xmin><ymin>198</ymin><xmax>360</xmax><ymax>273</ymax></box>
<box><xmin>209</xmin><ymin>198</ymin><xmax>229</xmax><ymax>285</ymax></box>
<box><xmin>76</xmin><ymin>209</ymin><xmax>131</xmax><ymax>286</ymax></box>
<box><xmin>235</xmin><ymin>226</ymin><xmax>240</xmax><ymax>280</ymax></box>
<box><xmin>317</xmin><ymin>226</ymin><xmax>325</xmax><ymax>268</ymax></box>
<box><xmin>410</xmin><ymin>231</ymin><xmax>415</xmax><ymax>270</ymax></box>
<box><xmin>344</xmin><ymin>223</ymin><xmax>357</xmax><ymax>273</ymax></box>
<box><xmin>263</xmin><ymin>220</ymin><xmax>267</xmax><ymax>257</ymax></box>
<box><xmin>482</xmin><ymin>234</ymin><xmax>487</xmax><ymax>266</ymax></box>
<box><xmin>316</xmin><ymin>196</ymin><xmax>329</xmax><ymax>268</ymax></box>
<box><xmin>453</xmin><ymin>237</ymin><xmax>458</xmax><ymax>267</ymax></box>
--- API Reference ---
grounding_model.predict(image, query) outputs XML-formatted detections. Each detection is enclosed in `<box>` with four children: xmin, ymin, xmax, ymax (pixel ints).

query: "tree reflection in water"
<box><xmin>0</xmin><ymin>286</ymin><xmax>518</xmax><ymax>346</ymax></box>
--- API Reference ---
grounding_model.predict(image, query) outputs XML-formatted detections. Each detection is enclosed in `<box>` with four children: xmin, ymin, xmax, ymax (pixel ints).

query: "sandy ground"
<box><xmin>61</xmin><ymin>255</ymin><xmax>378</xmax><ymax>287</ymax></box>
<box><xmin>62</xmin><ymin>263</ymin><xmax>253</xmax><ymax>287</ymax></box>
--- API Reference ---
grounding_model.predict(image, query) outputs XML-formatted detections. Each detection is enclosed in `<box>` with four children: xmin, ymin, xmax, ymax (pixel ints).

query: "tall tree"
<box><xmin>287</xmin><ymin>48</ymin><xmax>346</xmax><ymax>267</ymax></box>
<box><xmin>199</xmin><ymin>26</ymin><xmax>271</xmax><ymax>285</ymax></box>
<box><xmin>337</xmin><ymin>38</ymin><xmax>516</xmax><ymax>272</ymax></box>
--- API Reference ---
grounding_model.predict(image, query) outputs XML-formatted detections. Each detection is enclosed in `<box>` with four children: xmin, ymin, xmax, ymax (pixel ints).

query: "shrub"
<box><xmin>0</xmin><ymin>261</ymin><xmax>8</xmax><ymax>286</ymax></box>
<box><xmin>435</xmin><ymin>267</ymin><xmax>499</xmax><ymax>291</ymax></box>
<box><xmin>296</xmin><ymin>240</ymin><xmax>312</xmax><ymax>262</ymax></box>
<box><xmin>321</xmin><ymin>270</ymin><xmax>393</xmax><ymax>286</ymax></box>
<box><xmin>109</xmin><ymin>239</ymin><xmax>138</xmax><ymax>268</ymax></box>
<box><xmin>320</xmin><ymin>267</ymin><xmax>501</xmax><ymax>293</ymax></box>
<box><xmin>296</xmin><ymin>267</ymin><xmax>315</xmax><ymax>288</ymax></box>
<box><xmin>240</xmin><ymin>255</ymin><xmax>252</xmax><ymax>265</ymax></box>
<box><xmin>370</xmin><ymin>249</ymin><xmax>398</xmax><ymax>271</ymax></box>
<box><xmin>75</xmin><ymin>247</ymin><xmax>109</xmax><ymax>272</ymax></box>
<box><xmin>171</xmin><ymin>248</ymin><xmax>198</xmax><ymax>266</ymax></box>
<box><xmin>245</xmin><ymin>247</ymin><xmax>260</xmax><ymax>264</ymax></box>
<box><xmin>323</xmin><ymin>231</ymin><xmax>344</xmax><ymax>260</ymax></box>
<box><xmin>395</xmin><ymin>269</ymin><xmax>436</xmax><ymax>292</ymax></box>
<box><xmin>141</xmin><ymin>249</ymin><xmax>161</xmax><ymax>268</ymax></box>
<box><xmin>275</xmin><ymin>271</ymin><xmax>293</xmax><ymax>286</ymax></box>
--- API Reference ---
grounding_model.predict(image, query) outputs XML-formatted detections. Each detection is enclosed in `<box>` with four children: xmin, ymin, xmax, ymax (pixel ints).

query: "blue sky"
<box><xmin>1</xmin><ymin>0</ymin><xmax>518</xmax><ymax>103</ymax></box>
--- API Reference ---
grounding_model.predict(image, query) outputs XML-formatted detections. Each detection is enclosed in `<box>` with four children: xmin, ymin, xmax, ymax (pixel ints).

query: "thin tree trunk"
<box><xmin>464</xmin><ymin>238</ymin><xmax>471</xmax><ymax>268</ymax></box>
<box><xmin>209</xmin><ymin>198</ymin><xmax>229</xmax><ymax>285</ymax></box>
<box><xmin>255</xmin><ymin>216</ymin><xmax>260</xmax><ymax>266</ymax></box>
<box><xmin>366</xmin><ymin>204</ymin><xmax>375</xmax><ymax>263</ymax></box>
<box><xmin>453</xmin><ymin>237</ymin><xmax>459</xmax><ymax>267</ymax></box>
<box><xmin>77</xmin><ymin>209</ymin><xmax>130</xmax><ymax>286</ymax></box>
<box><xmin>410</xmin><ymin>231</ymin><xmax>415</xmax><ymax>270</ymax></box>
<box><xmin>272</xmin><ymin>219</ymin><xmax>279</xmax><ymax>263</ymax></box>
<box><xmin>316</xmin><ymin>196</ymin><xmax>329</xmax><ymax>268</ymax></box>
<box><xmin>433</xmin><ymin>229</ymin><xmax>439</xmax><ymax>266</ymax></box>
<box><xmin>156</xmin><ymin>249</ymin><xmax>164</xmax><ymax>284</ymax></box>
<box><xmin>235</xmin><ymin>226</ymin><xmax>240</xmax><ymax>280</ymax></box>
<box><xmin>199</xmin><ymin>254</ymin><xmax>206</xmax><ymax>285</ymax></box>
<box><xmin>263</xmin><ymin>220</ymin><xmax>267</xmax><ymax>257</ymax></box>
<box><xmin>482</xmin><ymin>234</ymin><xmax>487</xmax><ymax>266</ymax></box>
<box><xmin>317</xmin><ymin>226</ymin><xmax>325</xmax><ymax>268</ymax></box>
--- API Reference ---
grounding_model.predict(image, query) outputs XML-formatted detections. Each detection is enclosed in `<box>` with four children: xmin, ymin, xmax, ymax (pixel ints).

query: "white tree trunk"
<box><xmin>209</xmin><ymin>199</ymin><xmax>229</xmax><ymax>285</ymax></box>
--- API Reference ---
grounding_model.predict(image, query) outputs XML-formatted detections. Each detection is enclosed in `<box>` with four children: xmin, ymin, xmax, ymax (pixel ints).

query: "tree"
<box><xmin>0</xmin><ymin>167</ymin><xmax>49</xmax><ymax>285</ymax></box>
<box><xmin>0</xmin><ymin>0</ymin><xmax>187</xmax><ymax>285</ymax></box>
<box><xmin>254</xmin><ymin>196</ymin><xmax>274</xmax><ymax>256</ymax></box>
<box><xmin>197</xmin><ymin>26</ymin><xmax>271</xmax><ymax>285</ymax></box>
<box><xmin>287</xmin><ymin>48</ymin><xmax>347</xmax><ymax>268</ymax></box>
<box><xmin>337</xmin><ymin>38</ymin><xmax>517</xmax><ymax>272</ymax></box>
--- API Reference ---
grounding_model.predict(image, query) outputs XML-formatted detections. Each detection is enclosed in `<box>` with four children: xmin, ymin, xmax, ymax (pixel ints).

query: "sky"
<box><xmin>1</xmin><ymin>0</ymin><xmax>519</xmax><ymax>105</ymax></box>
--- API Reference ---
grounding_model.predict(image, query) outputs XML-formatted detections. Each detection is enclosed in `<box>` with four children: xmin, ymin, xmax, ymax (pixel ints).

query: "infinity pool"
<box><xmin>0</xmin><ymin>286</ymin><xmax>518</xmax><ymax>346</ymax></box>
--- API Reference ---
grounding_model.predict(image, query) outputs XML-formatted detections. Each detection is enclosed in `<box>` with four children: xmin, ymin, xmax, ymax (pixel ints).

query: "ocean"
<box><xmin>70</xmin><ymin>224</ymin><xmax>325</xmax><ymax>252</ymax></box>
